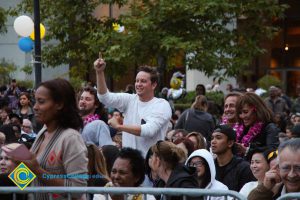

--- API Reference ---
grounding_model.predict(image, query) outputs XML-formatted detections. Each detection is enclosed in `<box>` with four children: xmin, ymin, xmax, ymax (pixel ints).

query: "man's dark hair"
<box><xmin>117</xmin><ymin>147</ymin><xmax>145</xmax><ymax>186</ymax></box>
<box><xmin>80</xmin><ymin>86</ymin><xmax>107</xmax><ymax>123</ymax></box>
<box><xmin>137</xmin><ymin>66</ymin><xmax>159</xmax><ymax>84</ymax></box>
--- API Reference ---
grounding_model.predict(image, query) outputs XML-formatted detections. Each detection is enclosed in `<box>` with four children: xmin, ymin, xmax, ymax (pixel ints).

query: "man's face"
<box><xmin>294</xmin><ymin>116</ymin><xmax>300</xmax><ymax>125</ymax></box>
<box><xmin>78</xmin><ymin>91</ymin><xmax>98</xmax><ymax>116</ymax></box>
<box><xmin>11</xmin><ymin>81</ymin><xmax>17</xmax><ymax>88</ymax></box>
<box><xmin>279</xmin><ymin>148</ymin><xmax>300</xmax><ymax>193</ymax></box>
<box><xmin>269</xmin><ymin>88</ymin><xmax>278</xmax><ymax>98</ymax></box>
<box><xmin>223</xmin><ymin>96</ymin><xmax>238</xmax><ymax>122</ymax></box>
<box><xmin>22</xmin><ymin>120</ymin><xmax>32</xmax><ymax>134</ymax></box>
<box><xmin>135</xmin><ymin>71</ymin><xmax>156</xmax><ymax>101</ymax></box>
<box><xmin>211</xmin><ymin>132</ymin><xmax>233</xmax><ymax>155</ymax></box>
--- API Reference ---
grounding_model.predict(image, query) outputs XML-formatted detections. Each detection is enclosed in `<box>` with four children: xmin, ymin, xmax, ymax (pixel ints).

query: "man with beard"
<box><xmin>78</xmin><ymin>86</ymin><xmax>113</xmax><ymax>147</ymax></box>
<box><xmin>94</xmin><ymin>56</ymin><xmax>172</xmax><ymax>157</ymax></box>
<box><xmin>248</xmin><ymin>138</ymin><xmax>300</xmax><ymax>199</ymax></box>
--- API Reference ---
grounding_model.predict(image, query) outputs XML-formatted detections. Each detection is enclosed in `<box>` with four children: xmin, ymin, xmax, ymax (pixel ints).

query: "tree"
<box><xmin>0</xmin><ymin>6</ymin><xmax>7</xmax><ymax>34</ymax></box>
<box><xmin>9</xmin><ymin>0</ymin><xmax>128</xmax><ymax>82</ymax></box>
<box><xmin>0</xmin><ymin>58</ymin><xmax>17</xmax><ymax>85</ymax></box>
<box><xmin>9</xmin><ymin>0</ymin><xmax>287</xmax><ymax>82</ymax></box>
<box><xmin>108</xmin><ymin>0</ymin><xmax>287</xmax><ymax>78</ymax></box>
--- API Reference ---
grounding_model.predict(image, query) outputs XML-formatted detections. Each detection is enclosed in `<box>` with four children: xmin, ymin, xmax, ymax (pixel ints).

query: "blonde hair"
<box><xmin>151</xmin><ymin>141</ymin><xmax>186</xmax><ymax>170</ymax></box>
<box><xmin>1</xmin><ymin>143</ymin><xmax>22</xmax><ymax>165</ymax></box>
<box><xmin>191</xmin><ymin>95</ymin><xmax>208</xmax><ymax>111</ymax></box>
<box><xmin>186</xmin><ymin>132</ymin><xmax>207</xmax><ymax>149</ymax></box>
<box><xmin>0</xmin><ymin>132</ymin><xmax>5</xmax><ymax>143</ymax></box>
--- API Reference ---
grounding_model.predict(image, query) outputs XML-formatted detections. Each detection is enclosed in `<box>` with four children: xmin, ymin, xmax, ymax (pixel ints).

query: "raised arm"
<box><xmin>94</xmin><ymin>52</ymin><xmax>108</xmax><ymax>95</ymax></box>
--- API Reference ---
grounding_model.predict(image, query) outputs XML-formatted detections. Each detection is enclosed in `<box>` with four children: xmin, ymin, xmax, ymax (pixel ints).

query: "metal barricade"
<box><xmin>0</xmin><ymin>187</ymin><xmax>246</xmax><ymax>200</ymax></box>
<box><xmin>277</xmin><ymin>193</ymin><xmax>300</xmax><ymax>200</ymax></box>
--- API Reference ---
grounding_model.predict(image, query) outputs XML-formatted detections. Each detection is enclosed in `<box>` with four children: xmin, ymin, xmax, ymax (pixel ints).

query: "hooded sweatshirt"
<box><xmin>186</xmin><ymin>149</ymin><xmax>229</xmax><ymax>200</ymax></box>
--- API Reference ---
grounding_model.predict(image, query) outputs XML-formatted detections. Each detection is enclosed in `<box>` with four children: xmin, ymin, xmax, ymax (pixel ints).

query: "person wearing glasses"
<box><xmin>149</xmin><ymin>141</ymin><xmax>199</xmax><ymax>200</ymax></box>
<box><xmin>185</xmin><ymin>149</ymin><xmax>228</xmax><ymax>200</ymax></box>
<box><xmin>248</xmin><ymin>138</ymin><xmax>300</xmax><ymax>199</ymax></box>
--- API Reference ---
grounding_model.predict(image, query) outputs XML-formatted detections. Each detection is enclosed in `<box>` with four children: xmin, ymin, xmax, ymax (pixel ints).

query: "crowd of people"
<box><xmin>0</xmin><ymin>57</ymin><xmax>299</xmax><ymax>200</ymax></box>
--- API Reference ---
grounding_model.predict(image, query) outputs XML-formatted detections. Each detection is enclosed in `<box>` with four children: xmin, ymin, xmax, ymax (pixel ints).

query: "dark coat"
<box><xmin>157</xmin><ymin>164</ymin><xmax>200</xmax><ymax>200</ymax></box>
<box><xmin>0</xmin><ymin>173</ymin><xmax>27</xmax><ymax>200</ymax></box>
<box><xmin>246</xmin><ymin>122</ymin><xmax>280</xmax><ymax>151</ymax></box>
<box><xmin>215</xmin><ymin>156</ymin><xmax>256</xmax><ymax>191</ymax></box>
<box><xmin>175</xmin><ymin>108</ymin><xmax>214</xmax><ymax>141</ymax></box>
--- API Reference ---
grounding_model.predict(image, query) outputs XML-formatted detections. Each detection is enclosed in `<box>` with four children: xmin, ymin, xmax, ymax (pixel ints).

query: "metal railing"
<box><xmin>0</xmin><ymin>187</ymin><xmax>247</xmax><ymax>200</ymax></box>
<box><xmin>277</xmin><ymin>193</ymin><xmax>300</xmax><ymax>200</ymax></box>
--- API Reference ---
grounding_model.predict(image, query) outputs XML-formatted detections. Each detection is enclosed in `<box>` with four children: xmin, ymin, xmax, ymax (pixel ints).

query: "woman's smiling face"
<box><xmin>239</xmin><ymin>104</ymin><xmax>257</xmax><ymax>127</ymax></box>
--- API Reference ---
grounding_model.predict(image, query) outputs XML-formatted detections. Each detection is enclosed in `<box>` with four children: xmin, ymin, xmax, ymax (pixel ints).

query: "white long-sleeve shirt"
<box><xmin>98</xmin><ymin>92</ymin><xmax>172</xmax><ymax>156</ymax></box>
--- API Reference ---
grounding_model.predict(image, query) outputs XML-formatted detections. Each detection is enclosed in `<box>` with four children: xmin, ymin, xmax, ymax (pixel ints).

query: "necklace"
<box><xmin>236</xmin><ymin>122</ymin><xmax>264</xmax><ymax>147</ymax></box>
<box><xmin>221</xmin><ymin>117</ymin><xmax>264</xmax><ymax>147</ymax></box>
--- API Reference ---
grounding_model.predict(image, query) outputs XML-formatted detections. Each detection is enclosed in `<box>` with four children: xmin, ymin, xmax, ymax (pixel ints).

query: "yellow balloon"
<box><xmin>30</xmin><ymin>23</ymin><xmax>46</xmax><ymax>40</ymax></box>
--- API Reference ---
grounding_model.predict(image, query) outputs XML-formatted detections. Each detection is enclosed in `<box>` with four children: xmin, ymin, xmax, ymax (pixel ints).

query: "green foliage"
<box><xmin>175</xmin><ymin>91</ymin><xmax>196</xmax><ymax>104</ymax></box>
<box><xmin>115</xmin><ymin>0</ymin><xmax>287</xmax><ymax>78</ymax></box>
<box><xmin>257</xmin><ymin>75</ymin><xmax>282</xmax><ymax>90</ymax></box>
<box><xmin>206</xmin><ymin>91</ymin><xmax>224</xmax><ymax>106</ymax></box>
<box><xmin>9</xmin><ymin>0</ymin><xmax>287</xmax><ymax>81</ymax></box>
<box><xmin>175</xmin><ymin>90</ymin><xmax>224</xmax><ymax>108</ymax></box>
<box><xmin>0</xmin><ymin>7</ymin><xmax>7</xmax><ymax>34</ymax></box>
<box><xmin>17</xmin><ymin>80</ymin><xmax>33</xmax><ymax>89</ymax></box>
<box><xmin>0</xmin><ymin>58</ymin><xmax>17</xmax><ymax>85</ymax></box>
<box><xmin>69</xmin><ymin>76</ymin><xmax>84</xmax><ymax>93</ymax></box>
<box><xmin>20</xmin><ymin>64</ymin><xmax>33</xmax><ymax>75</ymax></box>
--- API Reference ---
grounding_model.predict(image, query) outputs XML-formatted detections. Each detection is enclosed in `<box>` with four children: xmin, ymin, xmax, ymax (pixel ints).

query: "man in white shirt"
<box><xmin>94</xmin><ymin>57</ymin><xmax>172</xmax><ymax>156</ymax></box>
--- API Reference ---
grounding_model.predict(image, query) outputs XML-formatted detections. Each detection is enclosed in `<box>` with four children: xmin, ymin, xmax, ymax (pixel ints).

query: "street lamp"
<box><xmin>33</xmin><ymin>0</ymin><xmax>42</xmax><ymax>88</ymax></box>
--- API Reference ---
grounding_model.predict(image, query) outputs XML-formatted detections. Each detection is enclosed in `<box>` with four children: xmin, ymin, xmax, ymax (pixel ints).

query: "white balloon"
<box><xmin>14</xmin><ymin>15</ymin><xmax>34</xmax><ymax>37</ymax></box>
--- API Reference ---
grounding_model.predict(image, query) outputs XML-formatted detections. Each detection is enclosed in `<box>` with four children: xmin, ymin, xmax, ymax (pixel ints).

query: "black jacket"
<box><xmin>0</xmin><ymin>173</ymin><xmax>27</xmax><ymax>200</ymax></box>
<box><xmin>175</xmin><ymin>108</ymin><xmax>214</xmax><ymax>140</ymax></box>
<box><xmin>156</xmin><ymin>164</ymin><xmax>200</xmax><ymax>200</ymax></box>
<box><xmin>215</xmin><ymin>156</ymin><xmax>256</xmax><ymax>191</ymax></box>
<box><xmin>246</xmin><ymin>122</ymin><xmax>280</xmax><ymax>152</ymax></box>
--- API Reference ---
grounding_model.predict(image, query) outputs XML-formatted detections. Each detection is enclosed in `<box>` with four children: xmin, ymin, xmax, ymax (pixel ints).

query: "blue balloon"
<box><xmin>18</xmin><ymin>37</ymin><xmax>33</xmax><ymax>52</ymax></box>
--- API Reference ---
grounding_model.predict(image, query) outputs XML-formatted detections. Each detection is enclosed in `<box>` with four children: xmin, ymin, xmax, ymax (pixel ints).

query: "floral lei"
<box><xmin>83</xmin><ymin>113</ymin><xmax>100</xmax><ymax>126</ymax></box>
<box><xmin>221</xmin><ymin>117</ymin><xmax>264</xmax><ymax>147</ymax></box>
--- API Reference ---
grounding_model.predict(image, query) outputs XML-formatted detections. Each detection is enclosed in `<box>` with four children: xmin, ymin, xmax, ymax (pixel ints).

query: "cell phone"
<box><xmin>1</xmin><ymin>143</ymin><xmax>32</xmax><ymax>160</ymax></box>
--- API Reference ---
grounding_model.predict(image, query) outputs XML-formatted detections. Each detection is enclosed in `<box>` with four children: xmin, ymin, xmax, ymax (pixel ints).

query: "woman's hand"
<box><xmin>14</xmin><ymin>153</ymin><xmax>40</xmax><ymax>173</ymax></box>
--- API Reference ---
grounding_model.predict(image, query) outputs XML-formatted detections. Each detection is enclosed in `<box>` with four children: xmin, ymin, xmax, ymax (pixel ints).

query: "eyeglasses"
<box><xmin>267</xmin><ymin>150</ymin><xmax>278</xmax><ymax>161</ymax></box>
<box><xmin>279</xmin><ymin>165</ymin><xmax>300</xmax><ymax>174</ymax></box>
<box><xmin>188</xmin><ymin>161</ymin><xmax>205</xmax><ymax>168</ymax></box>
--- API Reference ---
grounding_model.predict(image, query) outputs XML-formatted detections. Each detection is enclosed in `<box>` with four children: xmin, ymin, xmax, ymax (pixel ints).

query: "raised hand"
<box><xmin>93</xmin><ymin>52</ymin><xmax>106</xmax><ymax>72</ymax></box>
<box><xmin>263</xmin><ymin>164</ymin><xmax>281</xmax><ymax>190</ymax></box>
